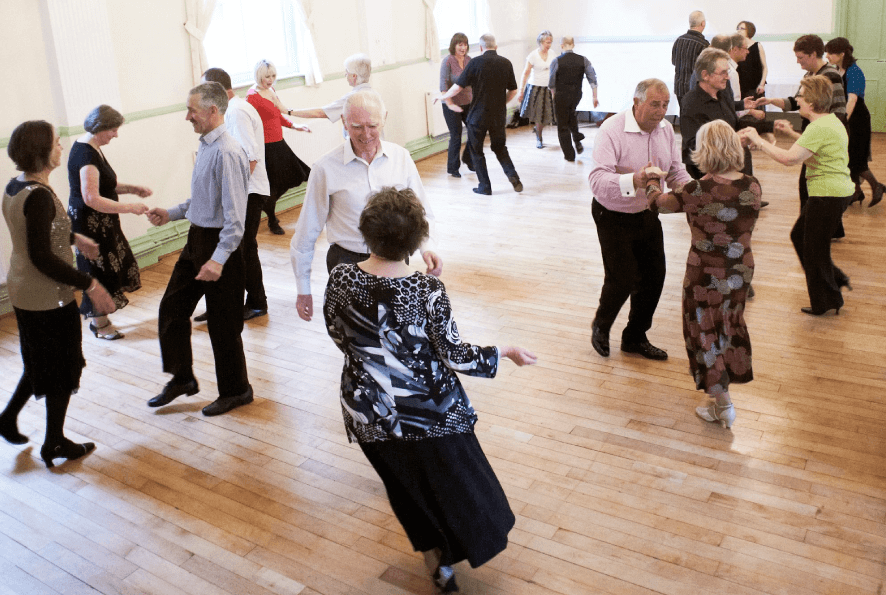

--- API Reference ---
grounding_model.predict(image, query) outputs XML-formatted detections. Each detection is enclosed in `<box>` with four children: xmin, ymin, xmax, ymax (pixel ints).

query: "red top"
<box><xmin>246</xmin><ymin>88</ymin><xmax>293</xmax><ymax>143</ymax></box>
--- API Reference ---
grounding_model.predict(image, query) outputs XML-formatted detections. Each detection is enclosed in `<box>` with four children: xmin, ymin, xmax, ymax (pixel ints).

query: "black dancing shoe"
<box><xmin>148</xmin><ymin>378</ymin><xmax>199</xmax><ymax>407</ymax></box>
<box><xmin>202</xmin><ymin>386</ymin><xmax>254</xmax><ymax>417</ymax></box>
<box><xmin>620</xmin><ymin>340</ymin><xmax>668</xmax><ymax>360</ymax></box>
<box><xmin>40</xmin><ymin>439</ymin><xmax>95</xmax><ymax>468</ymax></box>
<box><xmin>591</xmin><ymin>322</ymin><xmax>610</xmax><ymax>357</ymax></box>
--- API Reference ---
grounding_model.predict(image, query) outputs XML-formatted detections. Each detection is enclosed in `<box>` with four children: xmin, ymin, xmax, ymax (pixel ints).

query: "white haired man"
<box><xmin>290</xmin><ymin>89</ymin><xmax>443</xmax><ymax>322</ymax></box>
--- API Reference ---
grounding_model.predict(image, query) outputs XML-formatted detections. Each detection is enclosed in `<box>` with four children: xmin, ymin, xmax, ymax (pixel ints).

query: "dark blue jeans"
<box><xmin>442</xmin><ymin>103</ymin><xmax>473</xmax><ymax>174</ymax></box>
<box><xmin>467</xmin><ymin>116</ymin><xmax>518</xmax><ymax>193</ymax></box>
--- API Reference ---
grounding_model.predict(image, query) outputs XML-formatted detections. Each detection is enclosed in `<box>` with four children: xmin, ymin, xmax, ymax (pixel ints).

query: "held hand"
<box><xmin>752</xmin><ymin>97</ymin><xmax>772</xmax><ymax>108</ymax></box>
<box><xmin>195</xmin><ymin>259</ymin><xmax>223</xmax><ymax>282</ymax></box>
<box><xmin>634</xmin><ymin>161</ymin><xmax>655</xmax><ymax>189</ymax></box>
<box><xmin>147</xmin><ymin>207</ymin><xmax>170</xmax><ymax>226</ymax></box>
<box><xmin>73</xmin><ymin>233</ymin><xmax>100</xmax><ymax>260</ymax></box>
<box><xmin>88</xmin><ymin>282</ymin><xmax>117</xmax><ymax>316</ymax></box>
<box><xmin>644</xmin><ymin>165</ymin><xmax>666</xmax><ymax>179</ymax></box>
<box><xmin>296</xmin><ymin>294</ymin><xmax>313</xmax><ymax>321</ymax></box>
<box><xmin>129</xmin><ymin>203</ymin><xmax>150</xmax><ymax>215</ymax></box>
<box><xmin>749</xmin><ymin>109</ymin><xmax>765</xmax><ymax>121</ymax></box>
<box><xmin>423</xmin><ymin>251</ymin><xmax>443</xmax><ymax>277</ymax></box>
<box><xmin>501</xmin><ymin>346</ymin><xmax>537</xmax><ymax>366</ymax></box>
<box><xmin>294</xmin><ymin>124</ymin><xmax>311</xmax><ymax>133</ymax></box>
<box><xmin>738</xmin><ymin>127</ymin><xmax>762</xmax><ymax>148</ymax></box>
<box><xmin>742</xmin><ymin>96</ymin><xmax>757</xmax><ymax>110</ymax></box>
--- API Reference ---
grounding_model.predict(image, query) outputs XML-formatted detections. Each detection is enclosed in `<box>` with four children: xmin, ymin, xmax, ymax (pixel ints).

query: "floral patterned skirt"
<box><xmin>519</xmin><ymin>84</ymin><xmax>555</xmax><ymax>127</ymax></box>
<box><xmin>71</xmin><ymin>209</ymin><xmax>141</xmax><ymax>317</ymax></box>
<box><xmin>682</xmin><ymin>251</ymin><xmax>754</xmax><ymax>393</ymax></box>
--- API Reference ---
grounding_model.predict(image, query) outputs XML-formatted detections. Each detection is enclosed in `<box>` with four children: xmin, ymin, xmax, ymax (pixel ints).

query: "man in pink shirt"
<box><xmin>587</xmin><ymin>78</ymin><xmax>692</xmax><ymax>360</ymax></box>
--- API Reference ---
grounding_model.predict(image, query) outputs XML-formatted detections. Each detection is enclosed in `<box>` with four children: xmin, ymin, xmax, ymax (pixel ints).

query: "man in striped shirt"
<box><xmin>672</xmin><ymin>10</ymin><xmax>708</xmax><ymax>109</ymax></box>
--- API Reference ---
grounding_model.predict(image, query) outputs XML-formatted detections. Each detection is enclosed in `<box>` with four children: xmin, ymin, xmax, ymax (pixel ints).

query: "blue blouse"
<box><xmin>324</xmin><ymin>265</ymin><xmax>499</xmax><ymax>444</ymax></box>
<box><xmin>845</xmin><ymin>63</ymin><xmax>865</xmax><ymax>98</ymax></box>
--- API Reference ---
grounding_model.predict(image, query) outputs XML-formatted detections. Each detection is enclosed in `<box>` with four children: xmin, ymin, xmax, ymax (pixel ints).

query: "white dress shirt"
<box><xmin>290</xmin><ymin>140</ymin><xmax>437</xmax><ymax>295</ymax></box>
<box><xmin>728</xmin><ymin>58</ymin><xmax>748</xmax><ymax>118</ymax></box>
<box><xmin>225</xmin><ymin>96</ymin><xmax>270</xmax><ymax>197</ymax></box>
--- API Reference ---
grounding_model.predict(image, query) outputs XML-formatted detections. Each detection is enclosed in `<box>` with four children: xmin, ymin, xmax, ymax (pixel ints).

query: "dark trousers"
<box><xmin>158</xmin><ymin>226</ymin><xmax>249</xmax><ymax>398</ymax></box>
<box><xmin>591</xmin><ymin>199</ymin><xmax>666</xmax><ymax>343</ymax></box>
<box><xmin>326</xmin><ymin>243</ymin><xmax>370</xmax><ymax>273</ymax></box>
<box><xmin>554</xmin><ymin>93</ymin><xmax>583</xmax><ymax>160</ymax></box>
<box><xmin>467</xmin><ymin>116</ymin><xmax>518</xmax><ymax>193</ymax></box>
<box><xmin>243</xmin><ymin>193</ymin><xmax>269</xmax><ymax>310</ymax></box>
<box><xmin>799</xmin><ymin>166</ymin><xmax>845</xmax><ymax>238</ymax></box>
<box><xmin>442</xmin><ymin>103</ymin><xmax>473</xmax><ymax>174</ymax></box>
<box><xmin>790</xmin><ymin>195</ymin><xmax>849</xmax><ymax>312</ymax></box>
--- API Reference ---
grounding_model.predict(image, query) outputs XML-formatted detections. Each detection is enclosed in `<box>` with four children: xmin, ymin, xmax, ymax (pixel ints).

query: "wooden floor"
<box><xmin>1</xmin><ymin>124</ymin><xmax>886</xmax><ymax>595</ymax></box>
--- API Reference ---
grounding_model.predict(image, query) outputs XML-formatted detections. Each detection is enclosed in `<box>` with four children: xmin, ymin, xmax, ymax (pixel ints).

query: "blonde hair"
<box><xmin>254</xmin><ymin>59</ymin><xmax>277</xmax><ymax>85</ymax></box>
<box><xmin>691</xmin><ymin>120</ymin><xmax>745</xmax><ymax>175</ymax></box>
<box><xmin>799</xmin><ymin>75</ymin><xmax>833</xmax><ymax>113</ymax></box>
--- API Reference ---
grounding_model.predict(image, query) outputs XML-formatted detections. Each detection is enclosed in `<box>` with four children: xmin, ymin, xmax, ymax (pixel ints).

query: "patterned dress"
<box><xmin>648</xmin><ymin>174</ymin><xmax>762</xmax><ymax>393</ymax></box>
<box><xmin>67</xmin><ymin>141</ymin><xmax>141</xmax><ymax>316</ymax></box>
<box><xmin>323</xmin><ymin>264</ymin><xmax>514</xmax><ymax>568</ymax></box>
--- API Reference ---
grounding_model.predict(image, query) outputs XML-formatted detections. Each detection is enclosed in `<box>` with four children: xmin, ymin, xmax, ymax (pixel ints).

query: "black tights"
<box><xmin>1</xmin><ymin>374</ymin><xmax>72</xmax><ymax>447</ymax></box>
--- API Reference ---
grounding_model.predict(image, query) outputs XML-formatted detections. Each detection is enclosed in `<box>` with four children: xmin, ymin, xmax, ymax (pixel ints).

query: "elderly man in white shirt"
<box><xmin>200</xmin><ymin>67</ymin><xmax>271</xmax><ymax>321</ymax></box>
<box><xmin>287</xmin><ymin>53</ymin><xmax>373</xmax><ymax>137</ymax></box>
<box><xmin>290</xmin><ymin>89</ymin><xmax>443</xmax><ymax>321</ymax></box>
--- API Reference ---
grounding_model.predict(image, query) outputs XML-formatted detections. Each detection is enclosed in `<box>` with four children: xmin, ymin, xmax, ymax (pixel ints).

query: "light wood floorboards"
<box><xmin>1</xmin><ymin>125</ymin><xmax>885</xmax><ymax>594</ymax></box>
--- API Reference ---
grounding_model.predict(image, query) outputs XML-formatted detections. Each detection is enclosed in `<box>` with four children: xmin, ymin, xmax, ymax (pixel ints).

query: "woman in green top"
<box><xmin>740</xmin><ymin>75</ymin><xmax>853</xmax><ymax>315</ymax></box>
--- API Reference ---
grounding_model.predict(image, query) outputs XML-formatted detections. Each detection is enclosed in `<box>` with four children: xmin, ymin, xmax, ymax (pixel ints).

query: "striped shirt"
<box><xmin>785</xmin><ymin>63</ymin><xmax>847</xmax><ymax>129</ymax></box>
<box><xmin>672</xmin><ymin>30</ymin><xmax>709</xmax><ymax>99</ymax></box>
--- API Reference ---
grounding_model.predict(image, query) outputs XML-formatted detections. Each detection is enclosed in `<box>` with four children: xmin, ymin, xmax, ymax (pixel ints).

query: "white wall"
<box><xmin>0</xmin><ymin>0</ymin><xmax>834</xmax><ymax>286</ymax></box>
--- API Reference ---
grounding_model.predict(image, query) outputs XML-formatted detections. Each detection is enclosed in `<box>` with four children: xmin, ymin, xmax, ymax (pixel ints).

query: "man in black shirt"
<box><xmin>439</xmin><ymin>34</ymin><xmax>522</xmax><ymax>195</ymax></box>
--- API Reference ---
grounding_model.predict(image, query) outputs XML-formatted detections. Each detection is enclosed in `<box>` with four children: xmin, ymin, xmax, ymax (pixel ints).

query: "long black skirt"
<box><xmin>265</xmin><ymin>140</ymin><xmax>310</xmax><ymax>199</ymax></box>
<box><xmin>360</xmin><ymin>432</ymin><xmax>514</xmax><ymax>568</ymax></box>
<box><xmin>14</xmin><ymin>300</ymin><xmax>85</xmax><ymax>397</ymax></box>
<box><xmin>847</xmin><ymin>96</ymin><xmax>872</xmax><ymax>179</ymax></box>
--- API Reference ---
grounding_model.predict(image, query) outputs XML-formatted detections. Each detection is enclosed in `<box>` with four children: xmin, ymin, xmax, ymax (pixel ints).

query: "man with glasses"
<box><xmin>680</xmin><ymin>48</ymin><xmax>756</xmax><ymax>179</ymax></box>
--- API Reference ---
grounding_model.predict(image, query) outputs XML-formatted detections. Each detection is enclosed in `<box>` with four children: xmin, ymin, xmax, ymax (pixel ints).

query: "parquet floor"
<box><xmin>1</xmin><ymin>124</ymin><xmax>885</xmax><ymax>595</ymax></box>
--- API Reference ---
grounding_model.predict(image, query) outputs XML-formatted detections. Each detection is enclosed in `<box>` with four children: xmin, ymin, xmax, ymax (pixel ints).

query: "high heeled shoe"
<box><xmin>838</xmin><ymin>279</ymin><xmax>853</xmax><ymax>291</ymax></box>
<box><xmin>40</xmin><ymin>439</ymin><xmax>95</xmax><ymax>468</ymax></box>
<box><xmin>800</xmin><ymin>306</ymin><xmax>841</xmax><ymax>316</ymax></box>
<box><xmin>870</xmin><ymin>183</ymin><xmax>885</xmax><ymax>208</ymax></box>
<box><xmin>90</xmin><ymin>321</ymin><xmax>124</xmax><ymax>340</ymax></box>
<box><xmin>848</xmin><ymin>189</ymin><xmax>865</xmax><ymax>206</ymax></box>
<box><xmin>696</xmin><ymin>403</ymin><xmax>735</xmax><ymax>428</ymax></box>
<box><xmin>432</xmin><ymin>565</ymin><xmax>459</xmax><ymax>593</ymax></box>
<box><xmin>0</xmin><ymin>417</ymin><xmax>27</xmax><ymax>445</ymax></box>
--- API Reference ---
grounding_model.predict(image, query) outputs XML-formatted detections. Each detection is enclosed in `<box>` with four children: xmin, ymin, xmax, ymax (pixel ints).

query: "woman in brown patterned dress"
<box><xmin>645</xmin><ymin>120</ymin><xmax>762</xmax><ymax>429</ymax></box>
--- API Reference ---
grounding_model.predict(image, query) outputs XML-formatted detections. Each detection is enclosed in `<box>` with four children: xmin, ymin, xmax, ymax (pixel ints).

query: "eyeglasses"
<box><xmin>713</xmin><ymin>69</ymin><xmax>729</xmax><ymax>77</ymax></box>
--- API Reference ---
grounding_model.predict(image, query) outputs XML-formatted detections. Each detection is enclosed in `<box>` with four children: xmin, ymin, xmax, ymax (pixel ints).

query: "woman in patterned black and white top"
<box><xmin>323</xmin><ymin>187</ymin><xmax>536</xmax><ymax>593</ymax></box>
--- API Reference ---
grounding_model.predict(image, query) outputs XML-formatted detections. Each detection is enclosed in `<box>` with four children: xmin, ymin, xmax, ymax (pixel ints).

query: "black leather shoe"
<box><xmin>202</xmin><ymin>387</ymin><xmax>254</xmax><ymax>417</ymax></box>
<box><xmin>508</xmin><ymin>176</ymin><xmax>523</xmax><ymax>192</ymax></box>
<box><xmin>620</xmin><ymin>340</ymin><xmax>668</xmax><ymax>360</ymax></box>
<box><xmin>591</xmin><ymin>322</ymin><xmax>610</xmax><ymax>357</ymax></box>
<box><xmin>269</xmin><ymin>221</ymin><xmax>285</xmax><ymax>235</ymax></box>
<box><xmin>0</xmin><ymin>417</ymin><xmax>27</xmax><ymax>445</ymax></box>
<box><xmin>760</xmin><ymin>200</ymin><xmax>770</xmax><ymax>208</ymax></box>
<box><xmin>801</xmin><ymin>306</ymin><xmax>841</xmax><ymax>316</ymax></box>
<box><xmin>148</xmin><ymin>379</ymin><xmax>199</xmax><ymax>407</ymax></box>
<box><xmin>473</xmin><ymin>187</ymin><xmax>492</xmax><ymax>196</ymax></box>
<box><xmin>244</xmin><ymin>307</ymin><xmax>268</xmax><ymax>321</ymax></box>
<box><xmin>575</xmin><ymin>141</ymin><xmax>584</xmax><ymax>154</ymax></box>
<box><xmin>450</xmin><ymin>171</ymin><xmax>461</xmax><ymax>178</ymax></box>
<box><xmin>194</xmin><ymin>311</ymin><xmax>208</xmax><ymax>322</ymax></box>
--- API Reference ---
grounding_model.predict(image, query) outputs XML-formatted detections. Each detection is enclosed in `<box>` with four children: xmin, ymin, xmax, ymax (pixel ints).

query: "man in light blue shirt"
<box><xmin>146</xmin><ymin>82</ymin><xmax>253</xmax><ymax>417</ymax></box>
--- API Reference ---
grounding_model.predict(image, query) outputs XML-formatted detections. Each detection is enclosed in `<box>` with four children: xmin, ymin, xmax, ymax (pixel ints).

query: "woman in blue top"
<box><xmin>825</xmin><ymin>37</ymin><xmax>884</xmax><ymax>207</ymax></box>
<box><xmin>324</xmin><ymin>187</ymin><xmax>536</xmax><ymax>592</ymax></box>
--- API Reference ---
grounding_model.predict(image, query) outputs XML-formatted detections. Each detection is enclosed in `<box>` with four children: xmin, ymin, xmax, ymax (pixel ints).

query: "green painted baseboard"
<box><xmin>0</xmin><ymin>136</ymin><xmax>452</xmax><ymax>316</ymax></box>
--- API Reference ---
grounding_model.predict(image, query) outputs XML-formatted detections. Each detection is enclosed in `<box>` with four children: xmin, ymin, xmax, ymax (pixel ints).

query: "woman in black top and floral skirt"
<box><xmin>323</xmin><ymin>187</ymin><xmax>536</xmax><ymax>592</ymax></box>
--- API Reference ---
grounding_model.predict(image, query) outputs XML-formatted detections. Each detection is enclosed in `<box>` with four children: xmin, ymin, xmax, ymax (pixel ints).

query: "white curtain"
<box><xmin>424</xmin><ymin>0</ymin><xmax>440</xmax><ymax>62</ymax></box>
<box><xmin>184</xmin><ymin>0</ymin><xmax>218</xmax><ymax>85</ymax></box>
<box><xmin>291</xmin><ymin>0</ymin><xmax>323</xmax><ymax>85</ymax></box>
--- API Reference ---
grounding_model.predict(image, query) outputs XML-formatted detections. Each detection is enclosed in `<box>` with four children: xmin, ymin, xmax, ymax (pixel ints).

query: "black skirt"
<box><xmin>847</xmin><ymin>96</ymin><xmax>872</xmax><ymax>177</ymax></box>
<box><xmin>360</xmin><ymin>432</ymin><xmax>514</xmax><ymax>568</ymax></box>
<box><xmin>14</xmin><ymin>301</ymin><xmax>85</xmax><ymax>397</ymax></box>
<box><xmin>264</xmin><ymin>140</ymin><xmax>310</xmax><ymax>198</ymax></box>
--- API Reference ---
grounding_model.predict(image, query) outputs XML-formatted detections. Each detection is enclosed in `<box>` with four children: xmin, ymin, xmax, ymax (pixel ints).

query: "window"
<box><xmin>203</xmin><ymin>0</ymin><xmax>302</xmax><ymax>86</ymax></box>
<box><xmin>433</xmin><ymin>0</ymin><xmax>490</xmax><ymax>49</ymax></box>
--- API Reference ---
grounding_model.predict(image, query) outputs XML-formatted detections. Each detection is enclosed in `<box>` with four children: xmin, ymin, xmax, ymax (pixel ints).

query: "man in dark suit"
<box><xmin>438</xmin><ymin>33</ymin><xmax>522</xmax><ymax>195</ymax></box>
<box><xmin>549</xmin><ymin>36</ymin><xmax>598</xmax><ymax>162</ymax></box>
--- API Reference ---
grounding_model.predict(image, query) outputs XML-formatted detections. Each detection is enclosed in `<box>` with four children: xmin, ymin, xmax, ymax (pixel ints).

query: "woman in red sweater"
<box><xmin>246</xmin><ymin>59</ymin><xmax>312</xmax><ymax>234</ymax></box>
